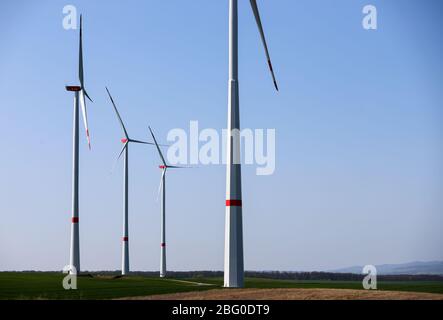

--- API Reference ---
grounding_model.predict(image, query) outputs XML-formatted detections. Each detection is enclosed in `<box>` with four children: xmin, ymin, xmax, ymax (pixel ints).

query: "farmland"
<box><xmin>1</xmin><ymin>272</ymin><xmax>443</xmax><ymax>300</ymax></box>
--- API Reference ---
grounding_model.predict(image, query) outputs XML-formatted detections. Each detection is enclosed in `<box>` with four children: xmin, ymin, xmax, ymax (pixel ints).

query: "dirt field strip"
<box><xmin>120</xmin><ymin>288</ymin><xmax>443</xmax><ymax>300</ymax></box>
<box><xmin>163</xmin><ymin>279</ymin><xmax>216</xmax><ymax>286</ymax></box>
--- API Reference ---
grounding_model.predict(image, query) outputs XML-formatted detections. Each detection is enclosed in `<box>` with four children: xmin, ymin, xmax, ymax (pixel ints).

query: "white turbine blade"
<box><xmin>148</xmin><ymin>126</ymin><xmax>167</xmax><ymax>166</ymax></box>
<box><xmin>78</xmin><ymin>14</ymin><xmax>93</xmax><ymax>102</ymax></box>
<box><xmin>106</xmin><ymin>87</ymin><xmax>129</xmax><ymax>139</ymax></box>
<box><xmin>249</xmin><ymin>0</ymin><xmax>279</xmax><ymax>91</ymax></box>
<box><xmin>78</xmin><ymin>14</ymin><xmax>92</xmax><ymax>150</ymax></box>
<box><xmin>156</xmin><ymin>169</ymin><xmax>165</xmax><ymax>202</ymax></box>
<box><xmin>79</xmin><ymin>90</ymin><xmax>91</xmax><ymax>150</ymax></box>
<box><xmin>79</xmin><ymin>14</ymin><xmax>84</xmax><ymax>89</ymax></box>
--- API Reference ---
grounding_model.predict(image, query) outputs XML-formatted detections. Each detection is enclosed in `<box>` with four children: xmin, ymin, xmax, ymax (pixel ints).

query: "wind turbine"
<box><xmin>224</xmin><ymin>0</ymin><xmax>278</xmax><ymax>287</ymax></box>
<box><xmin>106</xmin><ymin>87</ymin><xmax>154</xmax><ymax>276</ymax></box>
<box><xmin>65</xmin><ymin>14</ymin><xmax>93</xmax><ymax>275</ymax></box>
<box><xmin>148</xmin><ymin>126</ymin><xmax>186</xmax><ymax>278</ymax></box>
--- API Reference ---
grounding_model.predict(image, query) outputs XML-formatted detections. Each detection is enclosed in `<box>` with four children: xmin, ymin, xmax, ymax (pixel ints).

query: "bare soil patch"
<box><xmin>121</xmin><ymin>288</ymin><xmax>443</xmax><ymax>300</ymax></box>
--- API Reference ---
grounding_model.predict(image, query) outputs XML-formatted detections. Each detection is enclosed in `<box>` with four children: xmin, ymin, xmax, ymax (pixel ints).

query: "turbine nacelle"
<box><xmin>66</xmin><ymin>86</ymin><xmax>82</xmax><ymax>92</ymax></box>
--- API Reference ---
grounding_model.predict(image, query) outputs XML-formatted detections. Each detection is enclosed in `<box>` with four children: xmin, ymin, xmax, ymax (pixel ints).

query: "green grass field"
<box><xmin>0</xmin><ymin>273</ymin><xmax>442</xmax><ymax>299</ymax></box>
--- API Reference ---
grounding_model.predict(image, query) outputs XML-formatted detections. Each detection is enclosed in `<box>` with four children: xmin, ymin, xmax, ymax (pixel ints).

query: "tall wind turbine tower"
<box><xmin>106</xmin><ymin>87</ymin><xmax>153</xmax><ymax>276</ymax></box>
<box><xmin>65</xmin><ymin>15</ymin><xmax>93</xmax><ymax>274</ymax></box>
<box><xmin>148</xmin><ymin>126</ymin><xmax>186</xmax><ymax>278</ymax></box>
<box><xmin>224</xmin><ymin>0</ymin><xmax>278</xmax><ymax>288</ymax></box>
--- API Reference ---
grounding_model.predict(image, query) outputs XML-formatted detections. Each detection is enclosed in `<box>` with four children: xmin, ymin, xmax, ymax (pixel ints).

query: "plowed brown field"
<box><xmin>121</xmin><ymin>288</ymin><xmax>443</xmax><ymax>300</ymax></box>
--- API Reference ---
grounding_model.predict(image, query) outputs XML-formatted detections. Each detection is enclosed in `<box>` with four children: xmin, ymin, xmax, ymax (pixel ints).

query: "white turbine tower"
<box><xmin>106</xmin><ymin>87</ymin><xmax>154</xmax><ymax>276</ymax></box>
<box><xmin>65</xmin><ymin>14</ymin><xmax>92</xmax><ymax>275</ymax></box>
<box><xmin>148</xmin><ymin>126</ymin><xmax>186</xmax><ymax>278</ymax></box>
<box><xmin>224</xmin><ymin>0</ymin><xmax>278</xmax><ymax>287</ymax></box>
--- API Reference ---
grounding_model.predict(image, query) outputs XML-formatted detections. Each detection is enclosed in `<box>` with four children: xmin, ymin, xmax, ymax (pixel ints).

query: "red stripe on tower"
<box><xmin>226</xmin><ymin>200</ymin><xmax>242</xmax><ymax>207</ymax></box>
<box><xmin>122</xmin><ymin>237</ymin><xmax>128</xmax><ymax>241</ymax></box>
<box><xmin>72</xmin><ymin>217</ymin><xmax>79</xmax><ymax>223</ymax></box>
<box><xmin>160</xmin><ymin>243</ymin><xmax>166</xmax><ymax>247</ymax></box>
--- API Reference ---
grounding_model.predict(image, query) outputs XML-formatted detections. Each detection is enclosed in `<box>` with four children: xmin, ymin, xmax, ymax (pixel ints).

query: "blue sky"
<box><xmin>0</xmin><ymin>0</ymin><xmax>442</xmax><ymax>271</ymax></box>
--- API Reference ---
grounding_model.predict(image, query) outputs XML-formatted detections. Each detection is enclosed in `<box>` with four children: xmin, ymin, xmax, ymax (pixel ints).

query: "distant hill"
<box><xmin>331</xmin><ymin>261</ymin><xmax>443</xmax><ymax>275</ymax></box>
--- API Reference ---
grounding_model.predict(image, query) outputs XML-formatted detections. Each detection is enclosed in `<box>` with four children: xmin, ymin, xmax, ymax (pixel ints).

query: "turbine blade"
<box><xmin>129</xmin><ymin>139</ymin><xmax>154</xmax><ymax>145</ymax></box>
<box><xmin>78</xmin><ymin>15</ymin><xmax>93</xmax><ymax>102</ymax></box>
<box><xmin>157</xmin><ymin>169</ymin><xmax>166</xmax><ymax>202</ymax></box>
<box><xmin>111</xmin><ymin>143</ymin><xmax>127</xmax><ymax>173</ymax></box>
<box><xmin>106</xmin><ymin>87</ymin><xmax>129</xmax><ymax>138</ymax></box>
<box><xmin>79</xmin><ymin>14</ymin><xmax>84</xmax><ymax>89</ymax></box>
<box><xmin>148</xmin><ymin>126</ymin><xmax>167</xmax><ymax>166</ymax></box>
<box><xmin>79</xmin><ymin>90</ymin><xmax>91</xmax><ymax>150</ymax></box>
<box><xmin>83</xmin><ymin>88</ymin><xmax>93</xmax><ymax>103</ymax></box>
<box><xmin>249</xmin><ymin>0</ymin><xmax>279</xmax><ymax>91</ymax></box>
<box><xmin>167</xmin><ymin>165</ymin><xmax>189</xmax><ymax>169</ymax></box>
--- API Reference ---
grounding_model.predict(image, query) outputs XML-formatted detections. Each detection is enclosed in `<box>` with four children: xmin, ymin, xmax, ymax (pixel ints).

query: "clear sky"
<box><xmin>0</xmin><ymin>0</ymin><xmax>442</xmax><ymax>272</ymax></box>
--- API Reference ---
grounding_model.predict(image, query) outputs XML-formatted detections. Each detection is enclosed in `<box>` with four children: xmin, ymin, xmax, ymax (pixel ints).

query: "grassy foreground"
<box><xmin>0</xmin><ymin>272</ymin><xmax>442</xmax><ymax>299</ymax></box>
<box><xmin>0</xmin><ymin>273</ymin><xmax>214</xmax><ymax>299</ymax></box>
